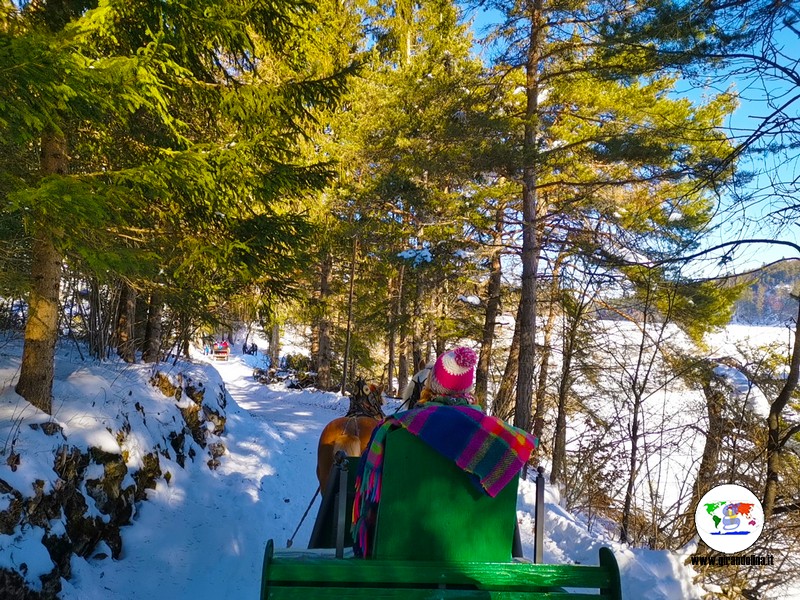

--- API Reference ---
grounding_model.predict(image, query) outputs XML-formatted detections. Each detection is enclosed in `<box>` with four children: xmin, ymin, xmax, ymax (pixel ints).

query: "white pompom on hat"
<box><xmin>428</xmin><ymin>346</ymin><xmax>478</xmax><ymax>396</ymax></box>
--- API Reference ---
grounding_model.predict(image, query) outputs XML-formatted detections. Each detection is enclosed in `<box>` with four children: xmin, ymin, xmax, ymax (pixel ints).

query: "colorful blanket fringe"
<box><xmin>351</xmin><ymin>404</ymin><xmax>538</xmax><ymax>557</ymax></box>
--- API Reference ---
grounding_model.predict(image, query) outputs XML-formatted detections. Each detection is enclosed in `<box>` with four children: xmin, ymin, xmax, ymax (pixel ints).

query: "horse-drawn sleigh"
<box><xmin>260</xmin><ymin>381</ymin><xmax>622</xmax><ymax>599</ymax></box>
<box><xmin>211</xmin><ymin>342</ymin><xmax>230</xmax><ymax>361</ymax></box>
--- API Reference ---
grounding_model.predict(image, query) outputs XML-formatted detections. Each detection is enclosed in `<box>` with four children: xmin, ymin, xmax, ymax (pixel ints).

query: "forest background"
<box><xmin>1</xmin><ymin>0</ymin><xmax>799</xmax><ymax>598</ymax></box>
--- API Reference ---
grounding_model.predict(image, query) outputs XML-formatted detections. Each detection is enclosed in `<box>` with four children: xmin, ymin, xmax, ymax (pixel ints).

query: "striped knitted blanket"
<box><xmin>351</xmin><ymin>404</ymin><xmax>538</xmax><ymax>557</ymax></box>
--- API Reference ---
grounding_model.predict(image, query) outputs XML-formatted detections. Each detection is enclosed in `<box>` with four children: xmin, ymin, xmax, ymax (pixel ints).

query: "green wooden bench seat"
<box><xmin>262</xmin><ymin>541</ymin><xmax>622</xmax><ymax>599</ymax></box>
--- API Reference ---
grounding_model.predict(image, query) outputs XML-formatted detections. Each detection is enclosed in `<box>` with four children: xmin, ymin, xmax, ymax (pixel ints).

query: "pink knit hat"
<box><xmin>428</xmin><ymin>346</ymin><xmax>478</xmax><ymax>396</ymax></box>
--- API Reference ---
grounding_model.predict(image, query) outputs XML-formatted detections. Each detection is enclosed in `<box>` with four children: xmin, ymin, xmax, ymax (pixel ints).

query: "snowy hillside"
<box><xmin>2</xmin><ymin>335</ymin><xmax>708</xmax><ymax>599</ymax></box>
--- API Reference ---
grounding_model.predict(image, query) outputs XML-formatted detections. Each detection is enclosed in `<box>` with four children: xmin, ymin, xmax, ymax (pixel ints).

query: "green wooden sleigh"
<box><xmin>261</xmin><ymin>427</ymin><xmax>622</xmax><ymax>600</ymax></box>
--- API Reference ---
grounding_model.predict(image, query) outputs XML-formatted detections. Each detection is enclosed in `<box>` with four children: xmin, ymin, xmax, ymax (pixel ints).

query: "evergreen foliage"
<box><xmin>0</xmin><ymin>0</ymin><xmax>354</xmax><ymax>406</ymax></box>
<box><xmin>732</xmin><ymin>259</ymin><xmax>800</xmax><ymax>325</ymax></box>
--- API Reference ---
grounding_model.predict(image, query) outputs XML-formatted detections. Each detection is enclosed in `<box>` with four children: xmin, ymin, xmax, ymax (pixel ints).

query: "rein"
<box><xmin>345</xmin><ymin>407</ymin><xmax>384</xmax><ymax>419</ymax></box>
<box><xmin>391</xmin><ymin>398</ymin><xmax>411</xmax><ymax>415</ymax></box>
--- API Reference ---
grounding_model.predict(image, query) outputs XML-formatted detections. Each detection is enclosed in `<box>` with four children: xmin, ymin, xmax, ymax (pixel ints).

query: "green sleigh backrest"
<box><xmin>370</xmin><ymin>427</ymin><xmax>520</xmax><ymax>563</ymax></box>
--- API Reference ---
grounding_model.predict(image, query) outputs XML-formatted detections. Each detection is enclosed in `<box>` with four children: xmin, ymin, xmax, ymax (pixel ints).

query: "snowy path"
<box><xmin>212</xmin><ymin>354</ymin><xmax>344</xmax><ymax>546</ymax></box>
<box><xmin>58</xmin><ymin>351</ymin><xmax>350</xmax><ymax>600</ymax></box>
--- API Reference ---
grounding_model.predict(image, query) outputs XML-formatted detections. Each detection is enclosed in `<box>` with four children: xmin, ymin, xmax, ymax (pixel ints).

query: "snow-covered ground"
<box><xmin>0</xmin><ymin>332</ymin><xmax>770</xmax><ymax>599</ymax></box>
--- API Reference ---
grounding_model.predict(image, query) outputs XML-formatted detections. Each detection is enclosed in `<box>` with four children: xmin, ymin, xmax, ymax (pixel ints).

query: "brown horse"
<box><xmin>316</xmin><ymin>378</ymin><xmax>384</xmax><ymax>495</ymax></box>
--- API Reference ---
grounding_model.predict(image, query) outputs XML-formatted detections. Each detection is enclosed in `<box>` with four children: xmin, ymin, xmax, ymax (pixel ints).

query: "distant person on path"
<box><xmin>401</xmin><ymin>358</ymin><xmax>434</xmax><ymax>409</ymax></box>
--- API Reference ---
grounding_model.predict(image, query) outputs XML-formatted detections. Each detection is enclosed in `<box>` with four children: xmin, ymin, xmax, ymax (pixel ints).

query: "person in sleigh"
<box><xmin>351</xmin><ymin>346</ymin><xmax>538</xmax><ymax>557</ymax></box>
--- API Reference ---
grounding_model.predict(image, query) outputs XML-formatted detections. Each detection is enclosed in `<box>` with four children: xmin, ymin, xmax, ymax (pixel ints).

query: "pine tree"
<box><xmin>303</xmin><ymin>0</ymin><xmax>498</xmax><ymax>390</ymax></box>
<box><xmin>2</xmin><ymin>0</ymin><xmax>351</xmax><ymax>412</ymax></box>
<box><xmin>472</xmin><ymin>0</ymin><xmax>741</xmax><ymax>436</ymax></box>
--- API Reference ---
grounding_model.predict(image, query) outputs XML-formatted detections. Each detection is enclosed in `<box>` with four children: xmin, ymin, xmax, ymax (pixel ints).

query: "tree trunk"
<box><xmin>317</xmin><ymin>253</ymin><xmax>332</xmax><ymax>390</ymax></box>
<box><xmin>340</xmin><ymin>237</ymin><xmax>357</xmax><ymax>392</ymax></box>
<box><xmin>550</xmin><ymin>308</ymin><xmax>581</xmax><ymax>485</ymax></box>
<box><xmin>620</xmin><ymin>388</ymin><xmax>642</xmax><ymax>544</ymax></box>
<box><xmin>619</xmin><ymin>295</ymin><xmax>654</xmax><ymax>544</ymax></box>
<box><xmin>492</xmin><ymin>300</ymin><xmax>522</xmax><ymax>420</ymax></box>
<box><xmin>549</xmin><ymin>259</ymin><xmax>586</xmax><ymax>483</ymax></box>
<box><xmin>115</xmin><ymin>281</ymin><xmax>137</xmax><ymax>363</ymax></box>
<box><xmin>397</xmin><ymin>0</ymin><xmax>413</xmax><ymax>65</ymax></box>
<box><xmin>133</xmin><ymin>291</ymin><xmax>148</xmax><ymax>353</ymax></box>
<box><xmin>764</xmin><ymin>297</ymin><xmax>800</xmax><ymax>518</ymax></box>
<box><xmin>310</xmin><ymin>321</ymin><xmax>319</xmax><ymax>370</ymax></box>
<box><xmin>387</xmin><ymin>273</ymin><xmax>398</xmax><ymax>395</ymax></box>
<box><xmin>86</xmin><ymin>277</ymin><xmax>117</xmax><ymax>360</ymax></box>
<box><xmin>16</xmin><ymin>231</ymin><xmax>62</xmax><ymax>414</ymax></box>
<box><xmin>681</xmin><ymin>366</ymin><xmax>726</xmax><ymax>541</ymax></box>
<box><xmin>177</xmin><ymin>312</ymin><xmax>191</xmax><ymax>361</ymax></box>
<box><xmin>16</xmin><ymin>132</ymin><xmax>68</xmax><ymax>414</ymax></box>
<box><xmin>476</xmin><ymin>203</ymin><xmax>505</xmax><ymax>409</ymax></box>
<box><xmin>534</xmin><ymin>263</ymin><xmax>559</xmax><ymax>449</ymax></box>
<box><xmin>397</xmin><ymin>265</ymin><xmax>409</xmax><ymax>395</ymax></box>
<box><xmin>412</xmin><ymin>271</ymin><xmax>423</xmax><ymax>372</ymax></box>
<box><xmin>317</xmin><ymin>320</ymin><xmax>331</xmax><ymax>389</ymax></box>
<box><xmin>269</xmin><ymin>322</ymin><xmax>280</xmax><ymax>367</ymax></box>
<box><xmin>142</xmin><ymin>291</ymin><xmax>163</xmax><ymax>363</ymax></box>
<box><xmin>515</xmin><ymin>0</ymin><xmax>545</xmax><ymax>433</ymax></box>
<box><xmin>87</xmin><ymin>278</ymin><xmax>102</xmax><ymax>359</ymax></box>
